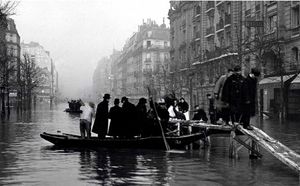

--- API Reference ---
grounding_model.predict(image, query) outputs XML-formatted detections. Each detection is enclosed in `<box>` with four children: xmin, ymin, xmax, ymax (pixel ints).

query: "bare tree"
<box><xmin>0</xmin><ymin>0</ymin><xmax>18</xmax><ymax>115</ymax></box>
<box><xmin>19</xmin><ymin>53</ymin><xmax>45</xmax><ymax>110</ymax></box>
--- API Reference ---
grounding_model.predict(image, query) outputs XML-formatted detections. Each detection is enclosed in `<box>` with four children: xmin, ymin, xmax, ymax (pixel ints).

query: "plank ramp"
<box><xmin>169</xmin><ymin>119</ymin><xmax>232</xmax><ymax>131</ymax></box>
<box><xmin>237</xmin><ymin>125</ymin><xmax>300</xmax><ymax>173</ymax></box>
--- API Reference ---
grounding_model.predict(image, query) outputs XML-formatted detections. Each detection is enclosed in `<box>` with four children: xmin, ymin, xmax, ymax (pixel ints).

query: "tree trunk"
<box><xmin>1</xmin><ymin>89</ymin><xmax>5</xmax><ymax>115</ymax></box>
<box><xmin>6</xmin><ymin>88</ymin><xmax>10</xmax><ymax>115</ymax></box>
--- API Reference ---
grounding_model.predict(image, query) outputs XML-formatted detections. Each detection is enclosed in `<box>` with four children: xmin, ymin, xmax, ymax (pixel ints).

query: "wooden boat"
<box><xmin>64</xmin><ymin>108</ymin><xmax>83</xmax><ymax>113</ymax></box>
<box><xmin>40</xmin><ymin>132</ymin><xmax>205</xmax><ymax>149</ymax></box>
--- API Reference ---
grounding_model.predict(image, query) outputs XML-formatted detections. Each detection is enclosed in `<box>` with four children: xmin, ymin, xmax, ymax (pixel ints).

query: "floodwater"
<box><xmin>0</xmin><ymin>104</ymin><xmax>299</xmax><ymax>185</ymax></box>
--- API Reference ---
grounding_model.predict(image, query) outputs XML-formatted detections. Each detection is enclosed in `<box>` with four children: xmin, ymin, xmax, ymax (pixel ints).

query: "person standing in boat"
<box><xmin>92</xmin><ymin>93</ymin><xmax>111</xmax><ymax>138</ymax></box>
<box><xmin>108</xmin><ymin>98</ymin><xmax>122</xmax><ymax>138</ymax></box>
<box><xmin>136</xmin><ymin>97</ymin><xmax>148</xmax><ymax>137</ymax></box>
<box><xmin>79</xmin><ymin>101</ymin><xmax>95</xmax><ymax>139</ymax></box>
<box><xmin>241</xmin><ymin>68</ymin><xmax>261</xmax><ymax>130</ymax></box>
<box><xmin>178</xmin><ymin>97</ymin><xmax>189</xmax><ymax>120</ymax></box>
<box><xmin>121</xmin><ymin>96</ymin><xmax>137</xmax><ymax>138</ymax></box>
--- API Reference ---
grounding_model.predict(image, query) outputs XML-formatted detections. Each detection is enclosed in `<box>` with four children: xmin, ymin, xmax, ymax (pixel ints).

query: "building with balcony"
<box><xmin>169</xmin><ymin>1</ymin><xmax>300</xmax><ymax>119</ymax></box>
<box><xmin>109</xmin><ymin>19</ymin><xmax>170</xmax><ymax>100</ymax></box>
<box><xmin>240</xmin><ymin>1</ymin><xmax>300</xmax><ymax>118</ymax></box>
<box><xmin>168</xmin><ymin>1</ymin><xmax>241</xmax><ymax>111</ymax></box>
<box><xmin>4</xmin><ymin>18</ymin><xmax>21</xmax><ymax>105</ymax></box>
<box><xmin>92</xmin><ymin>57</ymin><xmax>112</xmax><ymax>101</ymax></box>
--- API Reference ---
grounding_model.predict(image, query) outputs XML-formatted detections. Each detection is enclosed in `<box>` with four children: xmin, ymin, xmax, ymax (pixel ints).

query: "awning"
<box><xmin>290</xmin><ymin>74</ymin><xmax>300</xmax><ymax>89</ymax></box>
<box><xmin>259</xmin><ymin>74</ymin><xmax>295</xmax><ymax>89</ymax></box>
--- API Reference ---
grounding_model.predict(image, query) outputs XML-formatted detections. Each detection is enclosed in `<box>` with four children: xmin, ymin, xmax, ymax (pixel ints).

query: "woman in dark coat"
<box><xmin>92</xmin><ymin>94</ymin><xmax>110</xmax><ymax>138</ymax></box>
<box><xmin>108</xmin><ymin>98</ymin><xmax>122</xmax><ymax>137</ymax></box>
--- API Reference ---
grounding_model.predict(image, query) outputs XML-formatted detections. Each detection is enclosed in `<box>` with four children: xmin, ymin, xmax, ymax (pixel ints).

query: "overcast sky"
<box><xmin>12</xmin><ymin>0</ymin><xmax>170</xmax><ymax>98</ymax></box>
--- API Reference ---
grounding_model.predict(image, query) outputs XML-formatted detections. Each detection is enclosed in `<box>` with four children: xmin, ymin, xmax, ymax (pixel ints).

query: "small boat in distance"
<box><xmin>40</xmin><ymin>132</ymin><xmax>205</xmax><ymax>150</ymax></box>
<box><xmin>64</xmin><ymin>99</ymin><xmax>84</xmax><ymax>113</ymax></box>
<box><xmin>64</xmin><ymin>108</ymin><xmax>83</xmax><ymax>113</ymax></box>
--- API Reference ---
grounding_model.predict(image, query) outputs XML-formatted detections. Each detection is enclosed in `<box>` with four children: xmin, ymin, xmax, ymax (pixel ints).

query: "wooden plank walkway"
<box><xmin>237</xmin><ymin>125</ymin><xmax>300</xmax><ymax>173</ymax></box>
<box><xmin>169</xmin><ymin>119</ymin><xmax>300</xmax><ymax>175</ymax></box>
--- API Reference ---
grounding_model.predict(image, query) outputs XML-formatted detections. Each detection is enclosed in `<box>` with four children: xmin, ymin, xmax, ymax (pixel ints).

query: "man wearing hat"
<box><xmin>241</xmin><ymin>67</ymin><xmax>261</xmax><ymax>130</ymax></box>
<box><xmin>121</xmin><ymin>96</ymin><xmax>137</xmax><ymax>138</ymax></box>
<box><xmin>92</xmin><ymin>93</ymin><xmax>111</xmax><ymax>138</ymax></box>
<box><xmin>221</xmin><ymin>65</ymin><xmax>250</xmax><ymax>128</ymax></box>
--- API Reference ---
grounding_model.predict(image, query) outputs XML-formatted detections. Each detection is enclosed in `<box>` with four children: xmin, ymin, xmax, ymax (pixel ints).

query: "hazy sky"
<box><xmin>12</xmin><ymin>0</ymin><xmax>170</xmax><ymax>98</ymax></box>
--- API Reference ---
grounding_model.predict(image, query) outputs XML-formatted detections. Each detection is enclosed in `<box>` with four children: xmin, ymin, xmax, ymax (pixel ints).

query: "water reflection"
<box><xmin>77</xmin><ymin>149</ymin><xmax>171</xmax><ymax>185</ymax></box>
<box><xmin>0</xmin><ymin>104</ymin><xmax>300</xmax><ymax>185</ymax></box>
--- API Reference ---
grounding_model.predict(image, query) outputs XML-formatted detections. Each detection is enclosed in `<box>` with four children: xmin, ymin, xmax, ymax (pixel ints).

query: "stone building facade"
<box><xmin>21</xmin><ymin>42</ymin><xmax>58</xmax><ymax>104</ymax></box>
<box><xmin>168</xmin><ymin>1</ymin><xmax>241</xmax><ymax>111</ymax></box>
<box><xmin>110</xmin><ymin>19</ymin><xmax>170</xmax><ymax>101</ymax></box>
<box><xmin>168</xmin><ymin>1</ymin><xmax>300</xmax><ymax>118</ymax></box>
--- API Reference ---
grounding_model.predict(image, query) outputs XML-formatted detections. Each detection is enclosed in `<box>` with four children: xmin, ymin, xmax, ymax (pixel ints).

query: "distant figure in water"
<box><xmin>92</xmin><ymin>94</ymin><xmax>110</xmax><ymax>138</ymax></box>
<box><xmin>79</xmin><ymin>101</ymin><xmax>95</xmax><ymax>139</ymax></box>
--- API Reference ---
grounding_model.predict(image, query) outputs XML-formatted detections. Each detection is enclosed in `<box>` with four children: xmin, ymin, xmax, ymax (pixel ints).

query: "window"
<box><xmin>146</xmin><ymin>53</ymin><xmax>151</xmax><ymax>61</ymax></box>
<box><xmin>226</xmin><ymin>2</ymin><xmax>231</xmax><ymax>14</ymax></box>
<box><xmin>195</xmin><ymin>5</ymin><xmax>201</xmax><ymax>15</ymax></box>
<box><xmin>292</xmin><ymin>6</ymin><xmax>300</xmax><ymax>27</ymax></box>
<box><xmin>225</xmin><ymin>30</ymin><xmax>231</xmax><ymax>47</ymax></box>
<box><xmin>164</xmin><ymin>41</ymin><xmax>168</xmax><ymax>47</ymax></box>
<box><xmin>292</xmin><ymin>47</ymin><xmax>299</xmax><ymax>63</ymax></box>
<box><xmin>147</xmin><ymin>41</ymin><xmax>151</xmax><ymax>48</ymax></box>
<box><xmin>266</xmin><ymin>15</ymin><xmax>277</xmax><ymax>33</ymax></box>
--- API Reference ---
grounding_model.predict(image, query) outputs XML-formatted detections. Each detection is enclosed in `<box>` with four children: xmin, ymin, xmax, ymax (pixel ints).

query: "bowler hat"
<box><xmin>103</xmin><ymin>94</ymin><xmax>111</xmax><ymax>99</ymax></box>
<box><xmin>233</xmin><ymin>65</ymin><xmax>241</xmax><ymax>72</ymax></box>
<box><xmin>121</xmin><ymin>96</ymin><xmax>128</xmax><ymax>102</ymax></box>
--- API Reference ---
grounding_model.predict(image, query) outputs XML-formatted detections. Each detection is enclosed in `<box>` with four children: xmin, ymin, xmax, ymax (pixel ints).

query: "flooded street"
<box><xmin>0</xmin><ymin>104</ymin><xmax>299</xmax><ymax>185</ymax></box>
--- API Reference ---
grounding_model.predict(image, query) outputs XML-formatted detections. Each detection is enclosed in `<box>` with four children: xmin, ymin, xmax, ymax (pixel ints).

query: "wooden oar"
<box><xmin>147</xmin><ymin>87</ymin><xmax>170</xmax><ymax>151</ymax></box>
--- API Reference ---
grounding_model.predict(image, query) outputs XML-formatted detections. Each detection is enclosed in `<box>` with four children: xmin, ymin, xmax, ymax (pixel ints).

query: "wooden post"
<box><xmin>249</xmin><ymin>140</ymin><xmax>259</xmax><ymax>159</ymax></box>
<box><xmin>229</xmin><ymin>130</ymin><xmax>237</xmax><ymax>158</ymax></box>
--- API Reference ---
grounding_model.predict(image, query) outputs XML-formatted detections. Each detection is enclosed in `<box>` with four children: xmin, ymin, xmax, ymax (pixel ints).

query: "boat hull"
<box><xmin>40</xmin><ymin>132</ymin><xmax>205</xmax><ymax>149</ymax></box>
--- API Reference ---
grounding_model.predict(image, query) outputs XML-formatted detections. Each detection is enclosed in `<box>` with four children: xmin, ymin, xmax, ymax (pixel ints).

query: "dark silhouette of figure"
<box><xmin>222</xmin><ymin>65</ymin><xmax>250</xmax><ymax>127</ymax></box>
<box><xmin>192</xmin><ymin>105</ymin><xmax>208</xmax><ymax>122</ymax></box>
<box><xmin>136</xmin><ymin>98</ymin><xmax>148</xmax><ymax>137</ymax></box>
<box><xmin>207</xmin><ymin>94</ymin><xmax>216</xmax><ymax>124</ymax></box>
<box><xmin>108</xmin><ymin>98</ymin><xmax>122</xmax><ymax>137</ymax></box>
<box><xmin>178</xmin><ymin>97</ymin><xmax>189</xmax><ymax>113</ymax></box>
<box><xmin>121</xmin><ymin>96</ymin><xmax>137</xmax><ymax>138</ymax></box>
<box><xmin>241</xmin><ymin>68</ymin><xmax>261</xmax><ymax>129</ymax></box>
<box><xmin>92</xmin><ymin>94</ymin><xmax>110</xmax><ymax>138</ymax></box>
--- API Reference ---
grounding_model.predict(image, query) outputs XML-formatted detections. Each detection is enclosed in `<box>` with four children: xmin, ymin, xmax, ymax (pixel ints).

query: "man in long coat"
<box><xmin>121</xmin><ymin>96</ymin><xmax>137</xmax><ymax>138</ymax></box>
<box><xmin>241</xmin><ymin>68</ymin><xmax>261</xmax><ymax>129</ymax></box>
<box><xmin>92</xmin><ymin>94</ymin><xmax>110</xmax><ymax>138</ymax></box>
<box><xmin>108</xmin><ymin>98</ymin><xmax>122</xmax><ymax>137</ymax></box>
<box><xmin>222</xmin><ymin>65</ymin><xmax>250</xmax><ymax>127</ymax></box>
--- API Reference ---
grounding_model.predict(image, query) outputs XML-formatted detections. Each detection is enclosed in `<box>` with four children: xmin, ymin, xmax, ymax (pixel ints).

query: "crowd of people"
<box><xmin>213</xmin><ymin>65</ymin><xmax>261</xmax><ymax>130</ymax></box>
<box><xmin>78</xmin><ymin>93</ymin><xmax>195</xmax><ymax>139</ymax></box>
<box><xmin>78</xmin><ymin>64</ymin><xmax>260</xmax><ymax>139</ymax></box>
<box><xmin>67</xmin><ymin>99</ymin><xmax>83</xmax><ymax>111</ymax></box>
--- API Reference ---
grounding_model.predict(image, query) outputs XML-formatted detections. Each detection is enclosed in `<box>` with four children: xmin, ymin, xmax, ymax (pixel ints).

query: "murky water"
<box><xmin>0</xmin><ymin>104</ymin><xmax>299</xmax><ymax>185</ymax></box>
